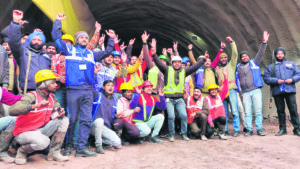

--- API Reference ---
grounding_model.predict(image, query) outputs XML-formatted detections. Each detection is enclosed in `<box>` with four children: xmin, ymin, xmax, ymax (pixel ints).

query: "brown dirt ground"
<box><xmin>1</xmin><ymin>120</ymin><xmax>300</xmax><ymax>169</ymax></box>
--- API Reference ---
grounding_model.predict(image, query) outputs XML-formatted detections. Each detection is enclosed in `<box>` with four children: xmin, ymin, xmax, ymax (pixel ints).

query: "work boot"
<box><xmin>244</xmin><ymin>130</ymin><xmax>253</xmax><ymax>136</ymax></box>
<box><xmin>121</xmin><ymin>139</ymin><xmax>130</xmax><ymax>146</ymax></box>
<box><xmin>293</xmin><ymin>128</ymin><xmax>300</xmax><ymax>136</ymax></box>
<box><xmin>131</xmin><ymin>138</ymin><xmax>143</xmax><ymax>145</ymax></box>
<box><xmin>0</xmin><ymin>130</ymin><xmax>15</xmax><ymax>163</ymax></box>
<box><xmin>243</xmin><ymin>128</ymin><xmax>249</xmax><ymax>133</ymax></box>
<box><xmin>75</xmin><ymin>148</ymin><xmax>96</xmax><ymax>157</ymax></box>
<box><xmin>47</xmin><ymin>132</ymin><xmax>69</xmax><ymax>162</ymax></box>
<box><xmin>257</xmin><ymin>130</ymin><xmax>266</xmax><ymax>136</ymax></box>
<box><xmin>181</xmin><ymin>134</ymin><xmax>190</xmax><ymax>141</ymax></box>
<box><xmin>275</xmin><ymin>129</ymin><xmax>287</xmax><ymax>136</ymax></box>
<box><xmin>233</xmin><ymin>131</ymin><xmax>240</xmax><ymax>137</ymax></box>
<box><xmin>95</xmin><ymin>145</ymin><xmax>104</xmax><ymax>154</ymax></box>
<box><xmin>149</xmin><ymin>136</ymin><xmax>164</xmax><ymax>144</ymax></box>
<box><xmin>15</xmin><ymin>144</ymin><xmax>35</xmax><ymax>165</ymax></box>
<box><xmin>168</xmin><ymin>134</ymin><xmax>175</xmax><ymax>142</ymax></box>
<box><xmin>218</xmin><ymin>130</ymin><xmax>227</xmax><ymax>140</ymax></box>
<box><xmin>63</xmin><ymin>144</ymin><xmax>72</xmax><ymax>156</ymax></box>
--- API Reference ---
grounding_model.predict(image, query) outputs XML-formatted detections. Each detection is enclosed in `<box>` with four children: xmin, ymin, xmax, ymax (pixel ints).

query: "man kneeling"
<box><xmin>9</xmin><ymin>69</ymin><xmax>69</xmax><ymax>164</ymax></box>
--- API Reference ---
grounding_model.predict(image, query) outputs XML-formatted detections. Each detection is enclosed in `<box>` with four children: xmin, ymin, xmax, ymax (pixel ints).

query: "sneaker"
<box><xmin>244</xmin><ymin>131</ymin><xmax>253</xmax><ymax>136</ymax></box>
<box><xmin>200</xmin><ymin>135</ymin><xmax>207</xmax><ymax>141</ymax></box>
<box><xmin>168</xmin><ymin>135</ymin><xmax>175</xmax><ymax>142</ymax></box>
<box><xmin>218</xmin><ymin>134</ymin><xmax>227</xmax><ymax>140</ymax></box>
<box><xmin>257</xmin><ymin>130</ymin><xmax>266</xmax><ymax>136</ymax></box>
<box><xmin>181</xmin><ymin>134</ymin><xmax>190</xmax><ymax>141</ymax></box>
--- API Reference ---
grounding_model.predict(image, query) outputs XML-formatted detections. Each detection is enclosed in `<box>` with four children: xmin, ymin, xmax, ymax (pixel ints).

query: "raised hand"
<box><xmin>167</xmin><ymin>48</ymin><xmax>173</xmax><ymax>54</ymax></box>
<box><xmin>262</xmin><ymin>31</ymin><xmax>269</xmax><ymax>43</ymax></box>
<box><xmin>159</xmin><ymin>88</ymin><xmax>164</xmax><ymax>96</ymax></box>
<box><xmin>221</xmin><ymin>41</ymin><xmax>226</xmax><ymax>48</ymax></box>
<box><xmin>106</xmin><ymin>29</ymin><xmax>116</xmax><ymax>39</ymax></box>
<box><xmin>56</xmin><ymin>13</ymin><xmax>66</xmax><ymax>21</ymax></box>
<box><xmin>226</xmin><ymin>36</ymin><xmax>233</xmax><ymax>42</ymax></box>
<box><xmin>135</xmin><ymin>86</ymin><xmax>142</xmax><ymax>94</ymax></box>
<box><xmin>13</xmin><ymin>10</ymin><xmax>24</xmax><ymax>24</ymax></box>
<box><xmin>173</xmin><ymin>41</ymin><xmax>178</xmax><ymax>52</ymax></box>
<box><xmin>120</xmin><ymin>42</ymin><xmax>127</xmax><ymax>51</ymax></box>
<box><xmin>129</xmin><ymin>38</ymin><xmax>136</xmax><ymax>46</ymax></box>
<box><xmin>150</xmin><ymin>38</ymin><xmax>157</xmax><ymax>55</ymax></box>
<box><xmin>162</xmin><ymin>48</ymin><xmax>167</xmax><ymax>55</ymax></box>
<box><xmin>188</xmin><ymin>44</ymin><xmax>193</xmax><ymax>50</ymax></box>
<box><xmin>121</xmin><ymin>52</ymin><xmax>127</xmax><ymax>63</ymax></box>
<box><xmin>141</xmin><ymin>31</ymin><xmax>150</xmax><ymax>43</ymax></box>
<box><xmin>95</xmin><ymin>21</ymin><xmax>101</xmax><ymax>33</ymax></box>
<box><xmin>99</xmin><ymin>34</ymin><xmax>105</xmax><ymax>47</ymax></box>
<box><xmin>204</xmin><ymin>50</ymin><xmax>209</xmax><ymax>60</ymax></box>
<box><xmin>94</xmin><ymin>63</ymin><xmax>101</xmax><ymax>74</ymax></box>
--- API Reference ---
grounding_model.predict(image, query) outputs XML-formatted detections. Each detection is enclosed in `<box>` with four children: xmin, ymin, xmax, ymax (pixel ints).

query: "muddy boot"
<box><xmin>63</xmin><ymin>144</ymin><xmax>72</xmax><ymax>156</ymax></box>
<box><xmin>96</xmin><ymin>145</ymin><xmax>104</xmax><ymax>154</ymax></box>
<box><xmin>0</xmin><ymin>130</ymin><xmax>15</xmax><ymax>163</ymax></box>
<box><xmin>47</xmin><ymin>132</ymin><xmax>69</xmax><ymax>162</ymax></box>
<box><xmin>15</xmin><ymin>144</ymin><xmax>35</xmax><ymax>165</ymax></box>
<box><xmin>218</xmin><ymin>123</ymin><xmax>227</xmax><ymax>140</ymax></box>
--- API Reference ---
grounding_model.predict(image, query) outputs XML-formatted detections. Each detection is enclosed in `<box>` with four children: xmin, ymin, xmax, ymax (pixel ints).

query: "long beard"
<box><xmin>275</xmin><ymin>57</ymin><xmax>284</xmax><ymax>62</ymax></box>
<box><xmin>30</xmin><ymin>43</ymin><xmax>43</xmax><ymax>51</ymax></box>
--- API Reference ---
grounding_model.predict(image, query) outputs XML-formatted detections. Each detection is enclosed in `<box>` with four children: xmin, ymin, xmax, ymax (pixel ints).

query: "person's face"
<box><xmin>21</xmin><ymin>35</ymin><xmax>28</xmax><ymax>45</ymax></box>
<box><xmin>220</xmin><ymin>56</ymin><xmax>228</xmax><ymax>65</ymax></box>
<box><xmin>130</xmin><ymin>56</ymin><xmax>138</xmax><ymax>65</ymax></box>
<box><xmin>47</xmin><ymin>80</ymin><xmax>58</xmax><ymax>93</ymax></box>
<box><xmin>124</xmin><ymin>90</ymin><xmax>133</xmax><ymax>100</ymax></box>
<box><xmin>103</xmin><ymin>82</ymin><xmax>114</xmax><ymax>95</ymax></box>
<box><xmin>31</xmin><ymin>36</ymin><xmax>43</xmax><ymax>49</ymax></box>
<box><xmin>241</xmin><ymin>54</ymin><xmax>250</xmax><ymax>63</ymax></box>
<box><xmin>113</xmin><ymin>55</ymin><xmax>121</xmax><ymax>65</ymax></box>
<box><xmin>104</xmin><ymin>55</ymin><xmax>113</xmax><ymax>65</ymax></box>
<box><xmin>2</xmin><ymin>42</ymin><xmax>11</xmax><ymax>55</ymax></box>
<box><xmin>187</xmin><ymin>62</ymin><xmax>191</xmax><ymax>67</ymax></box>
<box><xmin>63</xmin><ymin>39</ymin><xmax>73</xmax><ymax>46</ymax></box>
<box><xmin>209</xmin><ymin>88</ymin><xmax>218</xmax><ymax>97</ymax></box>
<box><xmin>77</xmin><ymin>36</ymin><xmax>89</xmax><ymax>47</ymax></box>
<box><xmin>193</xmin><ymin>89</ymin><xmax>201</xmax><ymax>100</ymax></box>
<box><xmin>182</xmin><ymin>63</ymin><xmax>186</xmax><ymax>68</ymax></box>
<box><xmin>204</xmin><ymin>58</ymin><xmax>211</xmax><ymax>67</ymax></box>
<box><xmin>276</xmin><ymin>50</ymin><xmax>285</xmax><ymax>60</ymax></box>
<box><xmin>46</xmin><ymin>46</ymin><xmax>57</xmax><ymax>56</ymax></box>
<box><xmin>160</xmin><ymin>59</ymin><xmax>167</xmax><ymax>65</ymax></box>
<box><xmin>172</xmin><ymin>61</ymin><xmax>182</xmax><ymax>70</ymax></box>
<box><xmin>143</xmin><ymin>86</ymin><xmax>153</xmax><ymax>94</ymax></box>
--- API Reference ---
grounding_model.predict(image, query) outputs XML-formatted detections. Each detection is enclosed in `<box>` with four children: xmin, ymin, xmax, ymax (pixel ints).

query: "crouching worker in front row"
<box><xmin>130</xmin><ymin>81</ymin><xmax>166</xmax><ymax>143</ymax></box>
<box><xmin>9</xmin><ymin>69</ymin><xmax>69</xmax><ymax>165</ymax></box>
<box><xmin>205</xmin><ymin>69</ymin><xmax>229</xmax><ymax>140</ymax></box>
<box><xmin>90</xmin><ymin>80</ymin><xmax>122</xmax><ymax>155</ymax></box>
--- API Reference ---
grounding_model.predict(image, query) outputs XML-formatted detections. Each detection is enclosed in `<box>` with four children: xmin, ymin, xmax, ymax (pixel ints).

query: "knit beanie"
<box><xmin>220</xmin><ymin>53</ymin><xmax>228</xmax><ymax>58</ymax></box>
<box><xmin>239</xmin><ymin>51</ymin><xmax>250</xmax><ymax>59</ymax></box>
<box><xmin>75</xmin><ymin>31</ymin><xmax>89</xmax><ymax>44</ymax></box>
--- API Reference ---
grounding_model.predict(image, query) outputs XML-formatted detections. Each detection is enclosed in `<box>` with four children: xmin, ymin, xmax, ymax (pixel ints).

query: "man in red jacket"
<box><xmin>9</xmin><ymin>69</ymin><xmax>69</xmax><ymax>165</ymax></box>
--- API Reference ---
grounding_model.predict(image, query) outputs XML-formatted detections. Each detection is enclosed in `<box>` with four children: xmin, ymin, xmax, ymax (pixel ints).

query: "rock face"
<box><xmin>1</xmin><ymin>0</ymin><xmax>300</xmax><ymax>119</ymax></box>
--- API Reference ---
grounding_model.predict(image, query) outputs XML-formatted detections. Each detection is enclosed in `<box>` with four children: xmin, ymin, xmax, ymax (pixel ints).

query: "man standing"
<box><xmin>130</xmin><ymin>81</ymin><xmax>166</xmax><ymax>143</ymax></box>
<box><xmin>215</xmin><ymin>36</ymin><xmax>240</xmax><ymax>137</ymax></box>
<box><xmin>153</xmin><ymin>39</ymin><xmax>207</xmax><ymax>142</ymax></box>
<box><xmin>52</xmin><ymin>13</ymin><xmax>115</xmax><ymax>156</ymax></box>
<box><xmin>8</xmin><ymin>10</ymin><xmax>51</xmax><ymax>93</ymax></box>
<box><xmin>263</xmin><ymin>47</ymin><xmax>300</xmax><ymax>136</ymax></box>
<box><xmin>236</xmin><ymin>31</ymin><xmax>269</xmax><ymax>136</ymax></box>
<box><xmin>9</xmin><ymin>69</ymin><xmax>69</xmax><ymax>164</ymax></box>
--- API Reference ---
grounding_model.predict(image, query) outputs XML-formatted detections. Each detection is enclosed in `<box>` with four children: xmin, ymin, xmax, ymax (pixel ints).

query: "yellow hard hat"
<box><xmin>35</xmin><ymin>69</ymin><xmax>58</xmax><ymax>84</ymax></box>
<box><xmin>207</xmin><ymin>83</ymin><xmax>219</xmax><ymax>90</ymax></box>
<box><xmin>120</xmin><ymin>82</ymin><xmax>133</xmax><ymax>91</ymax></box>
<box><xmin>62</xmin><ymin>34</ymin><xmax>75</xmax><ymax>45</ymax></box>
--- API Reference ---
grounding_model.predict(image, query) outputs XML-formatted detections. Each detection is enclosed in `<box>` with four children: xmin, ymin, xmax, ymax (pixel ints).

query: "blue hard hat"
<box><xmin>111</xmin><ymin>50</ymin><xmax>121</xmax><ymax>57</ymax></box>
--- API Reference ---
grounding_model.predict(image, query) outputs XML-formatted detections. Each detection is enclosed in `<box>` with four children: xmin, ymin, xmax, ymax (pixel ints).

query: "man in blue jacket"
<box><xmin>264</xmin><ymin>47</ymin><xmax>300</xmax><ymax>136</ymax></box>
<box><xmin>52</xmin><ymin>13</ymin><xmax>116</xmax><ymax>157</ymax></box>
<box><xmin>8</xmin><ymin>10</ymin><xmax>50</xmax><ymax>93</ymax></box>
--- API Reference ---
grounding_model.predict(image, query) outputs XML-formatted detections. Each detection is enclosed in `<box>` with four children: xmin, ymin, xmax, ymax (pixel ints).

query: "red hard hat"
<box><xmin>141</xmin><ymin>81</ymin><xmax>153</xmax><ymax>88</ymax></box>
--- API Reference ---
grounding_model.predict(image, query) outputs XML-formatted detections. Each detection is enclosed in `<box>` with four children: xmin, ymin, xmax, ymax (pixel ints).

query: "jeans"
<box><xmin>273</xmin><ymin>93</ymin><xmax>300</xmax><ymax>130</ymax></box>
<box><xmin>90</xmin><ymin>118</ymin><xmax>121</xmax><ymax>148</ymax></box>
<box><xmin>0</xmin><ymin>116</ymin><xmax>16</xmax><ymax>131</ymax></box>
<box><xmin>55</xmin><ymin>87</ymin><xmax>67</xmax><ymax>110</ymax></box>
<box><xmin>224</xmin><ymin>89</ymin><xmax>240</xmax><ymax>132</ymax></box>
<box><xmin>243</xmin><ymin>89</ymin><xmax>263</xmax><ymax>131</ymax></box>
<box><xmin>15</xmin><ymin>117</ymin><xmax>69</xmax><ymax>151</ymax></box>
<box><xmin>135</xmin><ymin>114</ymin><xmax>164</xmax><ymax>137</ymax></box>
<box><xmin>166</xmin><ymin>98</ymin><xmax>188</xmax><ymax>135</ymax></box>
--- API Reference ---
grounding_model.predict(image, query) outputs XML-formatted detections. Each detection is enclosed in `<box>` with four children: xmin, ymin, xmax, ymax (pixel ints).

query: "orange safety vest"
<box><xmin>206</xmin><ymin>95</ymin><xmax>226</xmax><ymax>124</ymax></box>
<box><xmin>13</xmin><ymin>91</ymin><xmax>54</xmax><ymax>136</ymax></box>
<box><xmin>186</xmin><ymin>95</ymin><xmax>204</xmax><ymax>123</ymax></box>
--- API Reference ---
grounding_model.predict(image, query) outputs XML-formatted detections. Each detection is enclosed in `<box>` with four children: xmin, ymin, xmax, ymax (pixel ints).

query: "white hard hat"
<box><xmin>172</xmin><ymin>56</ymin><xmax>182</xmax><ymax>62</ymax></box>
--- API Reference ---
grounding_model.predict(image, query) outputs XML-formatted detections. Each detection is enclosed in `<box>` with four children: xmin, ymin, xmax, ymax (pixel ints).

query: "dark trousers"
<box><xmin>206</xmin><ymin>116</ymin><xmax>226</xmax><ymax>137</ymax></box>
<box><xmin>273</xmin><ymin>93</ymin><xmax>300</xmax><ymax>130</ymax></box>
<box><xmin>189</xmin><ymin>112</ymin><xmax>207</xmax><ymax>136</ymax></box>
<box><xmin>113</xmin><ymin>118</ymin><xmax>140</xmax><ymax>140</ymax></box>
<box><xmin>66</xmin><ymin>88</ymin><xmax>93</xmax><ymax>150</ymax></box>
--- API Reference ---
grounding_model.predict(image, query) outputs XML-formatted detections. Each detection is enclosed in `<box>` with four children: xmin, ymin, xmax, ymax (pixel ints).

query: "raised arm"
<box><xmin>93</xmin><ymin>29</ymin><xmax>115</xmax><ymax>62</ymax></box>
<box><xmin>87</xmin><ymin>22</ymin><xmax>101</xmax><ymax>50</ymax></box>
<box><xmin>185</xmin><ymin>56</ymin><xmax>207</xmax><ymax>76</ymax></box>
<box><xmin>211</xmin><ymin>41</ymin><xmax>225</xmax><ymax>68</ymax></box>
<box><xmin>52</xmin><ymin>14</ymin><xmax>70</xmax><ymax>55</ymax></box>
<box><xmin>188</xmin><ymin>44</ymin><xmax>197</xmax><ymax>64</ymax></box>
<box><xmin>142</xmin><ymin>31</ymin><xmax>155</xmax><ymax>69</ymax></box>
<box><xmin>126</xmin><ymin>38</ymin><xmax>135</xmax><ymax>61</ymax></box>
<box><xmin>254</xmin><ymin>31</ymin><xmax>269</xmax><ymax>65</ymax></box>
<box><xmin>227</xmin><ymin>37</ymin><xmax>238</xmax><ymax>68</ymax></box>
